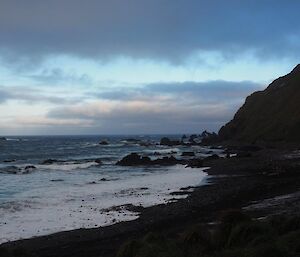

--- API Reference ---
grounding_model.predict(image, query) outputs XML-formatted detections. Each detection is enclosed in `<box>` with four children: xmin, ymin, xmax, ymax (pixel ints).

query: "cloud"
<box><xmin>26</xmin><ymin>68</ymin><xmax>93</xmax><ymax>85</ymax></box>
<box><xmin>0</xmin><ymin>0</ymin><xmax>299</xmax><ymax>65</ymax></box>
<box><xmin>0</xmin><ymin>86</ymin><xmax>79</xmax><ymax>104</ymax></box>
<box><xmin>45</xmin><ymin>80</ymin><xmax>262</xmax><ymax>133</ymax></box>
<box><xmin>0</xmin><ymin>79</ymin><xmax>263</xmax><ymax>134</ymax></box>
<box><xmin>47</xmin><ymin>99</ymin><xmax>233</xmax><ymax>133</ymax></box>
<box><xmin>95</xmin><ymin>80</ymin><xmax>263</xmax><ymax>103</ymax></box>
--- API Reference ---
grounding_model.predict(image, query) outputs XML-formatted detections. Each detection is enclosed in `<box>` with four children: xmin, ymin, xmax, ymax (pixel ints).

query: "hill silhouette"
<box><xmin>219</xmin><ymin>64</ymin><xmax>300</xmax><ymax>143</ymax></box>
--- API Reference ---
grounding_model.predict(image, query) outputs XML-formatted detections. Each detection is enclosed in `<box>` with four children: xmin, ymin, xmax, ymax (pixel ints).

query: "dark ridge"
<box><xmin>218</xmin><ymin>64</ymin><xmax>300</xmax><ymax>143</ymax></box>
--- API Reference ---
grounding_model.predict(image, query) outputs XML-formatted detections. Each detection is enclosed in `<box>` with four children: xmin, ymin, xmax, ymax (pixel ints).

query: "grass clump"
<box><xmin>117</xmin><ymin>211</ymin><xmax>300</xmax><ymax>257</ymax></box>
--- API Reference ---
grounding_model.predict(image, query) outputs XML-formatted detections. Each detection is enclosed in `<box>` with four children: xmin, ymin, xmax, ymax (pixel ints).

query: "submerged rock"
<box><xmin>40</xmin><ymin>159</ymin><xmax>58</xmax><ymax>165</ymax></box>
<box><xmin>181</xmin><ymin>151</ymin><xmax>195</xmax><ymax>157</ymax></box>
<box><xmin>99</xmin><ymin>140</ymin><xmax>109</xmax><ymax>145</ymax></box>
<box><xmin>3</xmin><ymin>159</ymin><xmax>16</xmax><ymax>163</ymax></box>
<box><xmin>95</xmin><ymin>158</ymin><xmax>103</xmax><ymax>165</ymax></box>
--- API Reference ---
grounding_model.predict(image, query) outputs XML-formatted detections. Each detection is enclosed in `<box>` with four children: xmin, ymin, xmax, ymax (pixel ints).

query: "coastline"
<box><xmin>2</xmin><ymin>148</ymin><xmax>300</xmax><ymax>257</ymax></box>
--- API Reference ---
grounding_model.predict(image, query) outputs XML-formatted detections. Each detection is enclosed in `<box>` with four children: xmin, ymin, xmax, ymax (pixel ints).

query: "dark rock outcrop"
<box><xmin>160</xmin><ymin>137</ymin><xmax>181</xmax><ymax>146</ymax></box>
<box><xmin>201</xmin><ymin>131</ymin><xmax>219</xmax><ymax>145</ymax></box>
<box><xmin>116</xmin><ymin>153</ymin><xmax>206</xmax><ymax>168</ymax></box>
<box><xmin>186</xmin><ymin>158</ymin><xmax>203</xmax><ymax>168</ymax></box>
<box><xmin>219</xmin><ymin>64</ymin><xmax>300</xmax><ymax>143</ymax></box>
<box><xmin>116</xmin><ymin>153</ymin><xmax>184</xmax><ymax>166</ymax></box>
<box><xmin>116</xmin><ymin>153</ymin><xmax>152</xmax><ymax>166</ymax></box>
<box><xmin>188</xmin><ymin>134</ymin><xmax>198</xmax><ymax>143</ymax></box>
<box><xmin>204</xmin><ymin>154</ymin><xmax>220</xmax><ymax>161</ymax></box>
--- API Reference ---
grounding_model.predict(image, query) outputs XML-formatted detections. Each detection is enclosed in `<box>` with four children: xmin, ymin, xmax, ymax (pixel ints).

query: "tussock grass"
<box><xmin>117</xmin><ymin>211</ymin><xmax>300</xmax><ymax>257</ymax></box>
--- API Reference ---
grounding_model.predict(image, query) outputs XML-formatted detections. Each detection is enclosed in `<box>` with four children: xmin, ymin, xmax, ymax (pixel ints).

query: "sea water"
<box><xmin>0</xmin><ymin>135</ymin><xmax>220</xmax><ymax>243</ymax></box>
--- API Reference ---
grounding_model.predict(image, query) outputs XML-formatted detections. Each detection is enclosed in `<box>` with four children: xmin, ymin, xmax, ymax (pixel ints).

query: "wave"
<box><xmin>0</xmin><ymin>159</ymin><xmax>101</xmax><ymax>174</ymax></box>
<box><xmin>143</xmin><ymin>148</ymin><xmax>180</xmax><ymax>154</ymax></box>
<box><xmin>36</xmin><ymin>161</ymin><xmax>99</xmax><ymax>171</ymax></box>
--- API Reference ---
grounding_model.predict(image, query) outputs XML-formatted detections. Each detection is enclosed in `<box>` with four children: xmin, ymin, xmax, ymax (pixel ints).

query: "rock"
<box><xmin>204</xmin><ymin>154</ymin><xmax>220</xmax><ymax>161</ymax></box>
<box><xmin>236</xmin><ymin>152</ymin><xmax>252</xmax><ymax>158</ymax></box>
<box><xmin>160</xmin><ymin>137</ymin><xmax>172</xmax><ymax>145</ymax></box>
<box><xmin>218</xmin><ymin>64</ymin><xmax>300</xmax><ymax>143</ymax></box>
<box><xmin>201</xmin><ymin>131</ymin><xmax>219</xmax><ymax>145</ymax></box>
<box><xmin>116</xmin><ymin>153</ymin><xmax>182</xmax><ymax>166</ymax></box>
<box><xmin>186</xmin><ymin>158</ymin><xmax>203</xmax><ymax>168</ymax></box>
<box><xmin>116</xmin><ymin>153</ymin><xmax>151</xmax><ymax>166</ymax></box>
<box><xmin>139</xmin><ymin>141</ymin><xmax>152</xmax><ymax>147</ymax></box>
<box><xmin>3</xmin><ymin>159</ymin><xmax>16</xmax><ymax>163</ymax></box>
<box><xmin>188</xmin><ymin>134</ymin><xmax>198</xmax><ymax>143</ymax></box>
<box><xmin>99</xmin><ymin>178</ymin><xmax>107</xmax><ymax>181</ymax></box>
<box><xmin>0</xmin><ymin>137</ymin><xmax>7</xmax><ymax>141</ymax></box>
<box><xmin>152</xmin><ymin>156</ymin><xmax>180</xmax><ymax>165</ymax></box>
<box><xmin>181</xmin><ymin>151</ymin><xmax>195</xmax><ymax>157</ymax></box>
<box><xmin>40</xmin><ymin>159</ymin><xmax>58</xmax><ymax>165</ymax></box>
<box><xmin>95</xmin><ymin>159</ymin><xmax>103</xmax><ymax>165</ymax></box>
<box><xmin>160</xmin><ymin>137</ymin><xmax>181</xmax><ymax>146</ymax></box>
<box><xmin>24</xmin><ymin>165</ymin><xmax>36</xmax><ymax>171</ymax></box>
<box><xmin>238</xmin><ymin>145</ymin><xmax>263</xmax><ymax>152</ymax></box>
<box><xmin>99</xmin><ymin>140</ymin><xmax>109</xmax><ymax>145</ymax></box>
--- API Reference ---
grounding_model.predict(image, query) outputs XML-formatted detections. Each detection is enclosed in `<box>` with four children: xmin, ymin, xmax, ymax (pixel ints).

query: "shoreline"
<box><xmin>0</xmin><ymin>165</ymin><xmax>209</xmax><ymax>244</ymax></box>
<box><xmin>2</xmin><ymin>148</ymin><xmax>300</xmax><ymax>256</ymax></box>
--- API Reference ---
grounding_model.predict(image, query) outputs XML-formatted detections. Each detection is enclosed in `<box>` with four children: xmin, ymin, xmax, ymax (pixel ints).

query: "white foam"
<box><xmin>0</xmin><ymin>165</ymin><xmax>208</xmax><ymax>244</ymax></box>
<box><xmin>35</xmin><ymin>161</ymin><xmax>98</xmax><ymax>171</ymax></box>
<box><xmin>143</xmin><ymin>148</ymin><xmax>180</xmax><ymax>154</ymax></box>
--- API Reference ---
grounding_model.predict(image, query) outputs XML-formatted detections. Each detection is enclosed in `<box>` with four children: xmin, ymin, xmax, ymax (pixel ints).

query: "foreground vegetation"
<box><xmin>117</xmin><ymin>210</ymin><xmax>300</xmax><ymax>257</ymax></box>
<box><xmin>1</xmin><ymin>210</ymin><xmax>299</xmax><ymax>257</ymax></box>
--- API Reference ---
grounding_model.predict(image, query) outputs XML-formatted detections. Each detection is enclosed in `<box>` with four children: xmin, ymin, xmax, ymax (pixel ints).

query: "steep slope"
<box><xmin>219</xmin><ymin>64</ymin><xmax>300</xmax><ymax>143</ymax></box>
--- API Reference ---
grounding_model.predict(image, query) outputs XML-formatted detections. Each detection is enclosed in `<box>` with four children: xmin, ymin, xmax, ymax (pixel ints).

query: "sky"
<box><xmin>0</xmin><ymin>0</ymin><xmax>299</xmax><ymax>135</ymax></box>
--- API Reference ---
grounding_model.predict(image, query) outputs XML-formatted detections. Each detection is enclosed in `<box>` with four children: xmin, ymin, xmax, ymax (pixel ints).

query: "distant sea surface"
<box><xmin>0</xmin><ymin>135</ymin><xmax>221</xmax><ymax>243</ymax></box>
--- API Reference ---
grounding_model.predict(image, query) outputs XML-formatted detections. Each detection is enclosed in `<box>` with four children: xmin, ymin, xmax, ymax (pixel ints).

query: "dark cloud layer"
<box><xmin>0</xmin><ymin>0</ymin><xmax>299</xmax><ymax>64</ymax></box>
<box><xmin>96</xmin><ymin>80</ymin><xmax>262</xmax><ymax>102</ymax></box>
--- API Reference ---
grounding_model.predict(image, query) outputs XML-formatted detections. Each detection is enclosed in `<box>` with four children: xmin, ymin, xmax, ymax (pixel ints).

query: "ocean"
<box><xmin>0</xmin><ymin>135</ymin><xmax>221</xmax><ymax>243</ymax></box>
